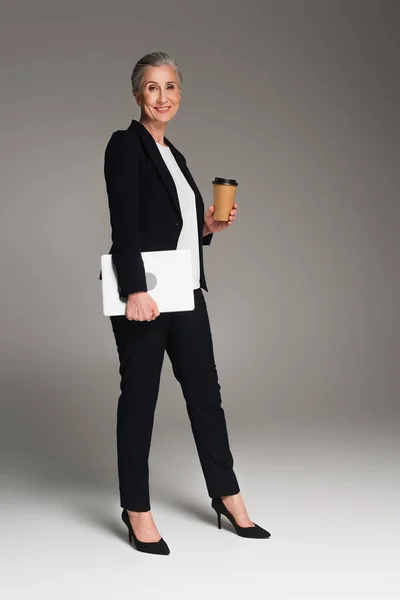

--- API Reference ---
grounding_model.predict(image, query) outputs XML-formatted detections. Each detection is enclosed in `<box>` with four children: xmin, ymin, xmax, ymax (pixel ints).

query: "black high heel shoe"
<box><xmin>121</xmin><ymin>508</ymin><xmax>170</xmax><ymax>555</ymax></box>
<box><xmin>211</xmin><ymin>497</ymin><xmax>271</xmax><ymax>538</ymax></box>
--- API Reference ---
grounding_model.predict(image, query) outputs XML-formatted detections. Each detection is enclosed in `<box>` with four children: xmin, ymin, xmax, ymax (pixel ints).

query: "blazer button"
<box><xmin>175</xmin><ymin>222</ymin><xmax>179</xmax><ymax>226</ymax></box>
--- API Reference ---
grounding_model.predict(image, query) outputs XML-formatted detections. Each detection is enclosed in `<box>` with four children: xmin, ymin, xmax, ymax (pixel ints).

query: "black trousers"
<box><xmin>109</xmin><ymin>288</ymin><xmax>240</xmax><ymax>511</ymax></box>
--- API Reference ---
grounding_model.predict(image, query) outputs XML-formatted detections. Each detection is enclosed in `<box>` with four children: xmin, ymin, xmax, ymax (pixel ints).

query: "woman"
<box><xmin>102</xmin><ymin>52</ymin><xmax>271</xmax><ymax>555</ymax></box>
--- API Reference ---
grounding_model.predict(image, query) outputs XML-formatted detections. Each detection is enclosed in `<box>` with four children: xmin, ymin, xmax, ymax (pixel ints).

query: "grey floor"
<box><xmin>2</xmin><ymin>417</ymin><xmax>399</xmax><ymax>600</ymax></box>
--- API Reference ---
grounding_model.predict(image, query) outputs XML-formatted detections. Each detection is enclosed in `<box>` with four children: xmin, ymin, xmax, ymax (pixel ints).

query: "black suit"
<box><xmin>99</xmin><ymin>118</ymin><xmax>213</xmax><ymax>298</ymax></box>
<box><xmin>102</xmin><ymin>119</ymin><xmax>240</xmax><ymax>511</ymax></box>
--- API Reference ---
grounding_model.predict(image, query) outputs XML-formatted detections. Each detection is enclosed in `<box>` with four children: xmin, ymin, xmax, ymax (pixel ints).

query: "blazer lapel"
<box><xmin>129</xmin><ymin>119</ymin><xmax>182</xmax><ymax>221</ymax></box>
<box><xmin>164</xmin><ymin>138</ymin><xmax>205</xmax><ymax>223</ymax></box>
<box><xmin>167</xmin><ymin>141</ymin><xmax>202</xmax><ymax>200</ymax></box>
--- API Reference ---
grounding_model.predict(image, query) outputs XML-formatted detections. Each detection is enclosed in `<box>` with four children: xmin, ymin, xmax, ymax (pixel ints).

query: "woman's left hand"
<box><xmin>203</xmin><ymin>202</ymin><xmax>238</xmax><ymax>235</ymax></box>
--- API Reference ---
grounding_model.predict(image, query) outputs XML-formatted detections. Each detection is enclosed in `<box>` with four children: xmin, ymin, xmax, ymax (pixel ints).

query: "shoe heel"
<box><xmin>128</xmin><ymin>530</ymin><xmax>132</xmax><ymax>542</ymax></box>
<box><xmin>217</xmin><ymin>511</ymin><xmax>221</xmax><ymax>529</ymax></box>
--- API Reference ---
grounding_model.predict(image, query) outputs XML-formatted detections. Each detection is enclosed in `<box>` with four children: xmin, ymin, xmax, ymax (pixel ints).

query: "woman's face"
<box><xmin>136</xmin><ymin>65</ymin><xmax>181</xmax><ymax>125</ymax></box>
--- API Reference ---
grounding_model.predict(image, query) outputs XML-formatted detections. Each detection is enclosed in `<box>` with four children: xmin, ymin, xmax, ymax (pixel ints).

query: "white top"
<box><xmin>155</xmin><ymin>142</ymin><xmax>200</xmax><ymax>290</ymax></box>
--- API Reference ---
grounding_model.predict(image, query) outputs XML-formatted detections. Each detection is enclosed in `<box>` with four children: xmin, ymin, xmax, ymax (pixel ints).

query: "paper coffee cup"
<box><xmin>212</xmin><ymin>177</ymin><xmax>238</xmax><ymax>221</ymax></box>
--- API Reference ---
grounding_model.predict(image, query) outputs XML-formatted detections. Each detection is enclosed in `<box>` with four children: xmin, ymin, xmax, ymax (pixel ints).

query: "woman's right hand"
<box><xmin>125</xmin><ymin>292</ymin><xmax>160</xmax><ymax>321</ymax></box>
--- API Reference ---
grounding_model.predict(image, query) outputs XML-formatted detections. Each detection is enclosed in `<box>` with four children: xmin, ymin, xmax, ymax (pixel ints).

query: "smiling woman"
<box><xmin>101</xmin><ymin>51</ymin><xmax>266</xmax><ymax>556</ymax></box>
<box><xmin>131</xmin><ymin>55</ymin><xmax>182</xmax><ymax>126</ymax></box>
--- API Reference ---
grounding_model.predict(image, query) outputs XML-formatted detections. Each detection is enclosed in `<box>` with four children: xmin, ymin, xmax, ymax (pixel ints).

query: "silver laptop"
<box><xmin>100</xmin><ymin>249</ymin><xmax>195</xmax><ymax>316</ymax></box>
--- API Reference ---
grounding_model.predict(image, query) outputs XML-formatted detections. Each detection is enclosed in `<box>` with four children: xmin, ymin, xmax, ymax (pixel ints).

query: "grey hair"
<box><xmin>131</xmin><ymin>52</ymin><xmax>183</xmax><ymax>96</ymax></box>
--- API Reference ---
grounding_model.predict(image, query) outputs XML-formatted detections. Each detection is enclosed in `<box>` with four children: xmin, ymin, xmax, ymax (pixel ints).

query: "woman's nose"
<box><xmin>157</xmin><ymin>89</ymin><xmax>167</xmax><ymax>102</ymax></box>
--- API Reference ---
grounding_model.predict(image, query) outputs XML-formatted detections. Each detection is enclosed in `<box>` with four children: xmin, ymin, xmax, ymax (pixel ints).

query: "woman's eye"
<box><xmin>149</xmin><ymin>85</ymin><xmax>175</xmax><ymax>91</ymax></box>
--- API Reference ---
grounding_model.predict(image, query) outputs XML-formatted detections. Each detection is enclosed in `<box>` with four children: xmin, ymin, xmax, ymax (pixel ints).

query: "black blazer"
<box><xmin>99</xmin><ymin>119</ymin><xmax>213</xmax><ymax>299</ymax></box>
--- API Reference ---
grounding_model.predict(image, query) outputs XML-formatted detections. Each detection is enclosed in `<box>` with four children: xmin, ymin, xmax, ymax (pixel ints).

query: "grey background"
<box><xmin>1</xmin><ymin>1</ymin><xmax>399</xmax><ymax>598</ymax></box>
